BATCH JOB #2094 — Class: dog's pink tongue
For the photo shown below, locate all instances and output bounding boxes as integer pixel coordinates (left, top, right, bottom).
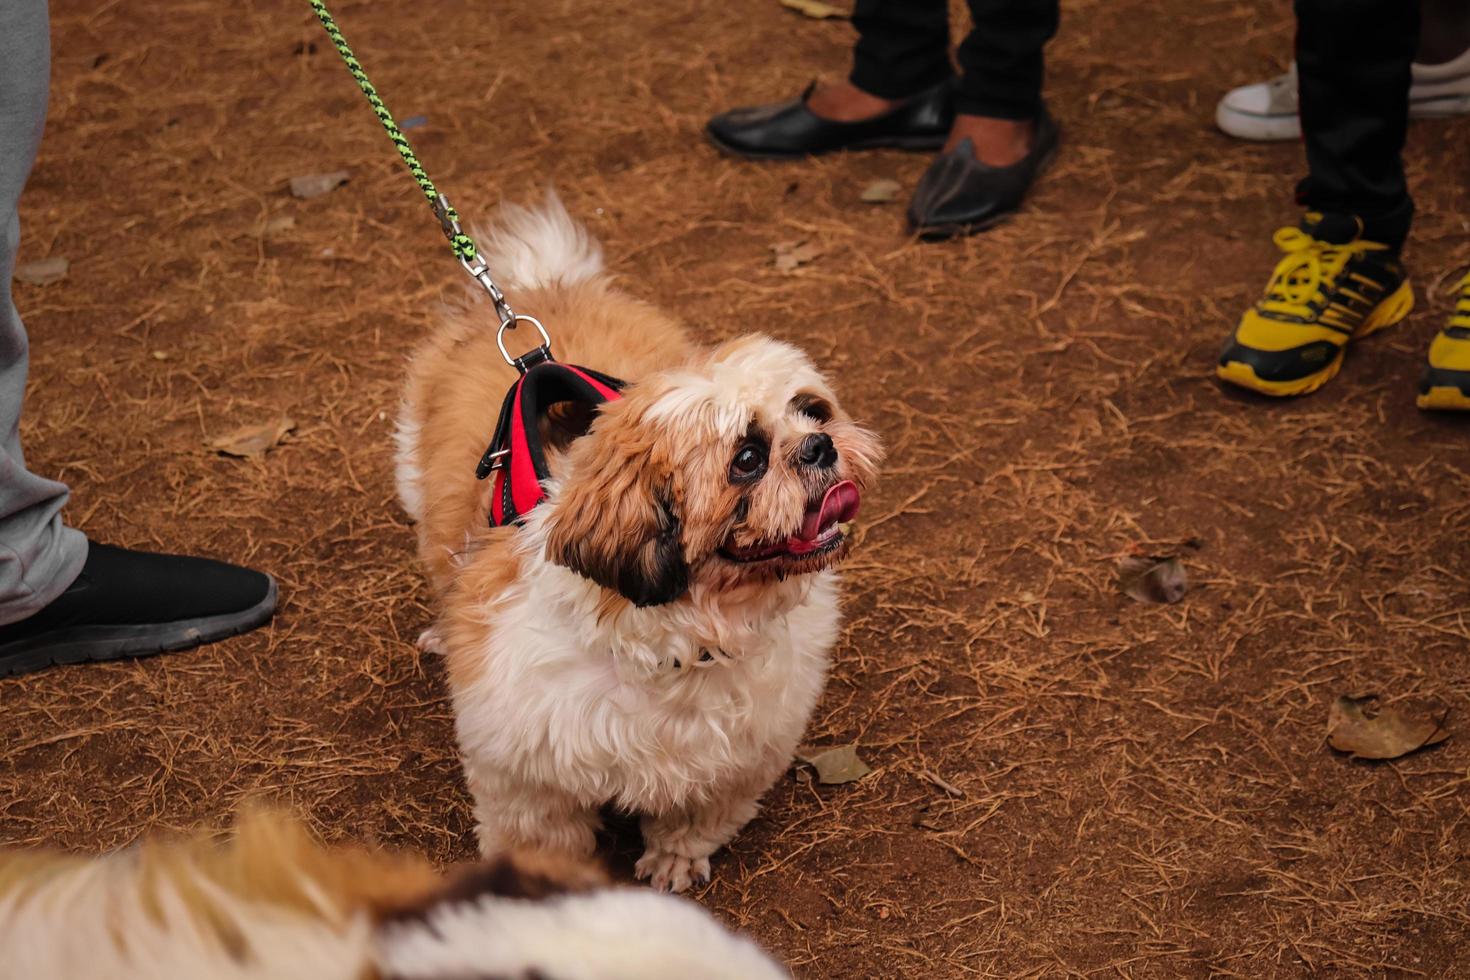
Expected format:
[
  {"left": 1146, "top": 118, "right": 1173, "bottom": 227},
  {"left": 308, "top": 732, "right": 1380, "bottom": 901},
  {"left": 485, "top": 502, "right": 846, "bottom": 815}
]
[{"left": 796, "top": 481, "right": 861, "bottom": 542}]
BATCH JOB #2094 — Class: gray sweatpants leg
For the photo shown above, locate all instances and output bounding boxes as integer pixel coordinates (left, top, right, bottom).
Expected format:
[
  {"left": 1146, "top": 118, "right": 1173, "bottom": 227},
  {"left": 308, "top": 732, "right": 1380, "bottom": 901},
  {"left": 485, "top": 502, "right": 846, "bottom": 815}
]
[{"left": 0, "top": 0, "right": 87, "bottom": 627}]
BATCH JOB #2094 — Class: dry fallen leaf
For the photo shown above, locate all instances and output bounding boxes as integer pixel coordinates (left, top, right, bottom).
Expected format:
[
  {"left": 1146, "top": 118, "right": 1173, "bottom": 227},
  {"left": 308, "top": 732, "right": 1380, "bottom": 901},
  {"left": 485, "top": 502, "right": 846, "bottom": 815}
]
[
  {"left": 289, "top": 171, "right": 350, "bottom": 199},
  {"left": 796, "top": 743, "right": 871, "bottom": 784},
  {"left": 1119, "top": 554, "right": 1187, "bottom": 604},
  {"left": 860, "top": 179, "right": 902, "bottom": 203},
  {"left": 13, "top": 257, "right": 69, "bottom": 285},
  {"left": 772, "top": 239, "right": 824, "bottom": 274},
  {"left": 779, "top": 0, "right": 848, "bottom": 18},
  {"left": 209, "top": 416, "right": 296, "bottom": 458},
  {"left": 1327, "top": 695, "right": 1449, "bottom": 760}
]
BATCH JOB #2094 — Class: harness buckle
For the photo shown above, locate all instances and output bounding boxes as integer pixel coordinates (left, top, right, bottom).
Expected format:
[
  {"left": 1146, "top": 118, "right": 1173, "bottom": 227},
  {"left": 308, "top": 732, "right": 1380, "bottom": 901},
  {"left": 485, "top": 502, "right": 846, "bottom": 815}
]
[{"left": 474, "top": 447, "right": 510, "bottom": 480}]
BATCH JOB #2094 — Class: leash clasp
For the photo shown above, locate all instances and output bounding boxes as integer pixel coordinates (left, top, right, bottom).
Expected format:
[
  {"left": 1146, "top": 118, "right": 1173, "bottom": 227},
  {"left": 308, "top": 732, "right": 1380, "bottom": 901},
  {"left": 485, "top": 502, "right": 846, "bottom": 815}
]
[
  {"left": 434, "top": 192, "right": 516, "bottom": 324},
  {"left": 433, "top": 193, "right": 553, "bottom": 372}
]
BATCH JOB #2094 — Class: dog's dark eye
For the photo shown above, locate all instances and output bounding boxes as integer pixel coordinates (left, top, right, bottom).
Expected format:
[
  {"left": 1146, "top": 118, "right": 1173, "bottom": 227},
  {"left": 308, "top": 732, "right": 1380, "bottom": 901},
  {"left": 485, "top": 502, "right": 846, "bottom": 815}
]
[{"left": 730, "top": 443, "right": 767, "bottom": 482}]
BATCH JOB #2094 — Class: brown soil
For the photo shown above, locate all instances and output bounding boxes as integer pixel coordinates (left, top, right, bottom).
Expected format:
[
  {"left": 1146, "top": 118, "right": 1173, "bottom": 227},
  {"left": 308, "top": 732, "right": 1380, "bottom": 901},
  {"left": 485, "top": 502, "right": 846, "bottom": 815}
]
[{"left": 5, "top": 0, "right": 1470, "bottom": 976}]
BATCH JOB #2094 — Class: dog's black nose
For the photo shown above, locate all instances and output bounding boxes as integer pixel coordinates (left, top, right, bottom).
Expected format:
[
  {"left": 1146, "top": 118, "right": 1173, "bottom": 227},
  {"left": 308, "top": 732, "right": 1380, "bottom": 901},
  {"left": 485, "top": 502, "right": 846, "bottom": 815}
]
[{"left": 798, "top": 432, "right": 837, "bottom": 469}]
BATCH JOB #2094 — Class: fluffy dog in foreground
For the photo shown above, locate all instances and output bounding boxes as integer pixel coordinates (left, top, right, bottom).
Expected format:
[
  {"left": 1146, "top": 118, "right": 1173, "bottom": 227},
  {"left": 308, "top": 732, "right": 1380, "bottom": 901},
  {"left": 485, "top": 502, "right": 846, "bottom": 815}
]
[
  {"left": 0, "top": 810, "right": 786, "bottom": 979},
  {"left": 396, "top": 196, "right": 881, "bottom": 891}
]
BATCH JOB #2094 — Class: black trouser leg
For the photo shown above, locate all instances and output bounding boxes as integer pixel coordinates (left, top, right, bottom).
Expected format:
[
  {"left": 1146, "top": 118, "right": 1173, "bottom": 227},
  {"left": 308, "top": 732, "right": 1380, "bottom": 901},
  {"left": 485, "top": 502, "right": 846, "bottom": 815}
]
[
  {"left": 1295, "top": 0, "right": 1418, "bottom": 249},
  {"left": 849, "top": 0, "right": 954, "bottom": 100},
  {"left": 955, "top": 0, "right": 1059, "bottom": 120},
  {"left": 850, "top": 0, "right": 1058, "bottom": 119}
]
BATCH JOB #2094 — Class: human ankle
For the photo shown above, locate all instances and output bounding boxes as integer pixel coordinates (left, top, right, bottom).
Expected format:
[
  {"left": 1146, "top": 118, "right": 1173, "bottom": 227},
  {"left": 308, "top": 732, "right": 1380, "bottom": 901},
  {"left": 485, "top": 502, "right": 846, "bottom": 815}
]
[
  {"left": 805, "top": 81, "right": 901, "bottom": 122},
  {"left": 945, "top": 115, "right": 1035, "bottom": 166}
]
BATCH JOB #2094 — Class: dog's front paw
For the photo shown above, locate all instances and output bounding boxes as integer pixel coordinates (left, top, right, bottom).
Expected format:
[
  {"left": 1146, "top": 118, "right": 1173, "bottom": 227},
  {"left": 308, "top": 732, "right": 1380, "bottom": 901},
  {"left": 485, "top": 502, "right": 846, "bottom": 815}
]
[
  {"left": 415, "top": 625, "right": 446, "bottom": 654},
  {"left": 634, "top": 847, "right": 711, "bottom": 893}
]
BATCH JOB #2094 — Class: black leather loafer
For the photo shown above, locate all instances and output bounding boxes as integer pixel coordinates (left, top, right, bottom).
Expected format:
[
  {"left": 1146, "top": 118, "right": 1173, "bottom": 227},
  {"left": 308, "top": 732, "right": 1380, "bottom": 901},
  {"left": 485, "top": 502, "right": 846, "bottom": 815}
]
[
  {"left": 907, "top": 109, "right": 1060, "bottom": 239},
  {"left": 707, "top": 80, "right": 955, "bottom": 160}
]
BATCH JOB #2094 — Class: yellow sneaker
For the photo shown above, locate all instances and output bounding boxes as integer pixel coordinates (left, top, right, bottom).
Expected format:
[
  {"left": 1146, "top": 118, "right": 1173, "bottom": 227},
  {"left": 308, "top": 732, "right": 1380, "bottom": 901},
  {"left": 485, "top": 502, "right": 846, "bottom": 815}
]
[
  {"left": 1418, "top": 272, "right": 1470, "bottom": 411},
  {"left": 1217, "top": 218, "right": 1414, "bottom": 397}
]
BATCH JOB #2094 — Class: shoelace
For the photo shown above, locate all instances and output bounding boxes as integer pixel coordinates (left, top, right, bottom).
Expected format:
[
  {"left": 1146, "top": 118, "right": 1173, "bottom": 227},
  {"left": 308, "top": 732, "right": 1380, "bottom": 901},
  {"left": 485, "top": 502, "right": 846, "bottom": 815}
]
[
  {"left": 1452, "top": 272, "right": 1470, "bottom": 330},
  {"left": 1258, "top": 226, "right": 1387, "bottom": 320}
]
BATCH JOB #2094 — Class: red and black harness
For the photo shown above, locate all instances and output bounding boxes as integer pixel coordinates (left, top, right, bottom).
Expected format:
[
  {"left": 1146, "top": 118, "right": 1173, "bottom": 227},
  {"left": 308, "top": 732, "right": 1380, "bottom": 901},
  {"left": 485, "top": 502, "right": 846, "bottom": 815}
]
[{"left": 475, "top": 343, "right": 625, "bottom": 528}]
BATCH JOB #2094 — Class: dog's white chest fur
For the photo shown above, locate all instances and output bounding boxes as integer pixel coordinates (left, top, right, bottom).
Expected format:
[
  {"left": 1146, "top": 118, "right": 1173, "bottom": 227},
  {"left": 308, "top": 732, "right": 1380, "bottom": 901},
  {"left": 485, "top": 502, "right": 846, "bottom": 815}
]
[{"left": 453, "top": 548, "right": 840, "bottom": 816}]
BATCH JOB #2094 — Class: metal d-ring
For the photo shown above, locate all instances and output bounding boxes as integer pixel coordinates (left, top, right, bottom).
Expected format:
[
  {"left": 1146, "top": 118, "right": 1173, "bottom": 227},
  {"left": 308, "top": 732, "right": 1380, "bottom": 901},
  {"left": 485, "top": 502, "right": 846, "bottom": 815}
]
[{"left": 496, "top": 314, "right": 553, "bottom": 370}]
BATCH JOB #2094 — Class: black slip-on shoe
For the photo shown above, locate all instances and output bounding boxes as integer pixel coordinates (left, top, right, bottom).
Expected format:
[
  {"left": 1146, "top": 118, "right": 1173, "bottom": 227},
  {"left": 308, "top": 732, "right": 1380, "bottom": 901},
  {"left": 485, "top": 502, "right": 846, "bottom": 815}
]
[
  {"left": 0, "top": 543, "right": 277, "bottom": 678},
  {"left": 706, "top": 80, "right": 954, "bottom": 160},
  {"left": 907, "top": 110, "right": 1060, "bottom": 239}
]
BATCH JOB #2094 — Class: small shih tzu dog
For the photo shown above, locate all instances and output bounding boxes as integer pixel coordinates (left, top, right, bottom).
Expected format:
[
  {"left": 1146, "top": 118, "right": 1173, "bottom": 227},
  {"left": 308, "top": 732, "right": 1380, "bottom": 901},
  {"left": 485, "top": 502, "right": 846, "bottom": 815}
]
[
  {"left": 395, "top": 195, "right": 881, "bottom": 892},
  {"left": 0, "top": 809, "right": 787, "bottom": 979}
]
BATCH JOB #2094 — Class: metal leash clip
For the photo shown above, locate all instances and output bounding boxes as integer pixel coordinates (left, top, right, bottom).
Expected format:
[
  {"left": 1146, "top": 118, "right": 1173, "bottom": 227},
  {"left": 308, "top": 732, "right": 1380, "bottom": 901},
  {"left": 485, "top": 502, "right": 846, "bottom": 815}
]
[
  {"left": 433, "top": 192, "right": 553, "bottom": 374},
  {"left": 432, "top": 193, "right": 513, "bottom": 317}
]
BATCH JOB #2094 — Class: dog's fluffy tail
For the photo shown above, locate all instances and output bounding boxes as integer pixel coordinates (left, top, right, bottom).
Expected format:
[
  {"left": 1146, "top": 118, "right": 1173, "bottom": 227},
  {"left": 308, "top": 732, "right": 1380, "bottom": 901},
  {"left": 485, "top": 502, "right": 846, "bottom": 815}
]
[{"left": 476, "top": 191, "right": 604, "bottom": 293}]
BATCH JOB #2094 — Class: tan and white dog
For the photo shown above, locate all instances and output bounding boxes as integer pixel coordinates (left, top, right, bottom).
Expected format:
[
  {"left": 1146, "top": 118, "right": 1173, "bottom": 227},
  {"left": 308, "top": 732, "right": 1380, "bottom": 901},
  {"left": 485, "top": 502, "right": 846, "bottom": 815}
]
[
  {"left": 0, "top": 810, "right": 787, "bottom": 979},
  {"left": 396, "top": 196, "right": 881, "bottom": 892}
]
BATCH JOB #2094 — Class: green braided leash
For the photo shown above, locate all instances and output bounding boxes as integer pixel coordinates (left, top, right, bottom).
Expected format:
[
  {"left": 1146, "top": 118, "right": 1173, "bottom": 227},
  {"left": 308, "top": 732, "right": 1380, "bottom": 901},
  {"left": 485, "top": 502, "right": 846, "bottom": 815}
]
[
  {"left": 311, "top": 0, "right": 552, "bottom": 358},
  {"left": 309, "top": 0, "right": 477, "bottom": 262}
]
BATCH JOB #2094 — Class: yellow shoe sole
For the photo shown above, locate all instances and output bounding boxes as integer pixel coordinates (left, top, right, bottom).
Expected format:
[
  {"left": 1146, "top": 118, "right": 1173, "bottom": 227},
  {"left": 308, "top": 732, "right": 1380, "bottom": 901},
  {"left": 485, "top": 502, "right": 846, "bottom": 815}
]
[
  {"left": 1216, "top": 280, "right": 1415, "bottom": 397},
  {"left": 1417, "top": 385, "right": 1470, "bottom": 411}
]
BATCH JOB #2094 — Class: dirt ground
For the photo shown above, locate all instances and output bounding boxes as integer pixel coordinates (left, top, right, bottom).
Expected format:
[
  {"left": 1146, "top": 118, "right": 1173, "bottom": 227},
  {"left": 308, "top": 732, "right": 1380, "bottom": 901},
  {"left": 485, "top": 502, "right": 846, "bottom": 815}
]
[{"left": 4, "top": 0, "right": 1469, "bottom": 975}]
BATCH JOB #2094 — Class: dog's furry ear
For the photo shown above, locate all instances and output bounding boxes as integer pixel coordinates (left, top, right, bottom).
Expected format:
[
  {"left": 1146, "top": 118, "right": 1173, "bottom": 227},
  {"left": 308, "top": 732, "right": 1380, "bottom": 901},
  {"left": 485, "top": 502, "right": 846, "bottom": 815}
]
[{"left": 543, "top": 407, "right": 690, "bottom": 607}]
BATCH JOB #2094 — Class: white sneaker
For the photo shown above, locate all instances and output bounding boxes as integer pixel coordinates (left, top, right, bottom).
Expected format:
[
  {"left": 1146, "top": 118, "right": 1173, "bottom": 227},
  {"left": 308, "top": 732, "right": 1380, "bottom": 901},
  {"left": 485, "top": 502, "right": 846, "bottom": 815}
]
[{"left": 1216, "top": 48, "right": 1470, "bottom": 141}]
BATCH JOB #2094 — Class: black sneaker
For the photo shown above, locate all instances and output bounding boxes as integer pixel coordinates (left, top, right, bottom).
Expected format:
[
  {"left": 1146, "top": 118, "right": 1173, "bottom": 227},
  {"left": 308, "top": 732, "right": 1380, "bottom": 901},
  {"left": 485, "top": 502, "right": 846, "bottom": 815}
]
[{"left": 0, "top": 543, "right": 277, "bottom": 678}]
